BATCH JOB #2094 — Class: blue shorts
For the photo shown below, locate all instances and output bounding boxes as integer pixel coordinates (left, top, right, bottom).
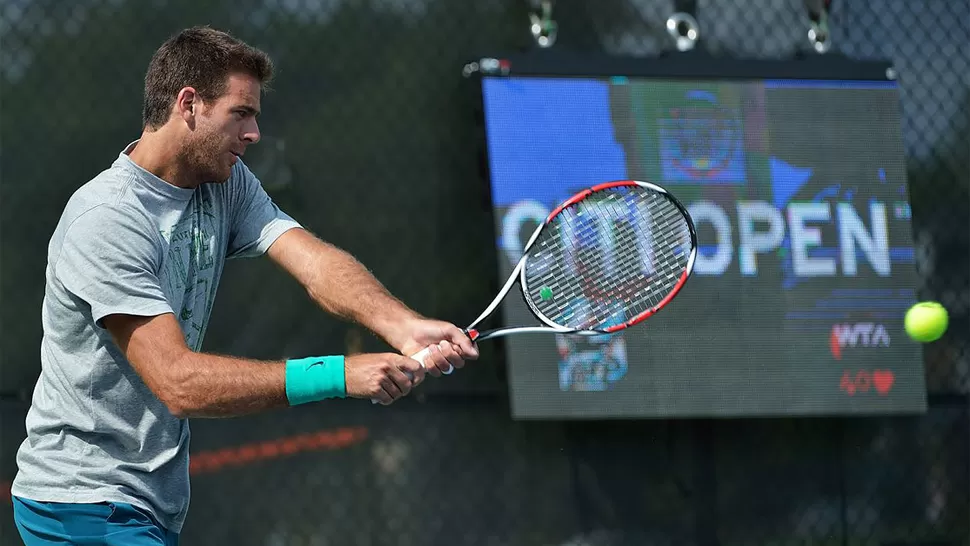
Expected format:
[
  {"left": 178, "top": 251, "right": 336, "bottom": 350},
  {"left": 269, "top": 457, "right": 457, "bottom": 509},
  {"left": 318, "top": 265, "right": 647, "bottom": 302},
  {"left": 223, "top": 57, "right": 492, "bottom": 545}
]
[{"left": 12, "top": 496, "right": 179, "bottom": 546}]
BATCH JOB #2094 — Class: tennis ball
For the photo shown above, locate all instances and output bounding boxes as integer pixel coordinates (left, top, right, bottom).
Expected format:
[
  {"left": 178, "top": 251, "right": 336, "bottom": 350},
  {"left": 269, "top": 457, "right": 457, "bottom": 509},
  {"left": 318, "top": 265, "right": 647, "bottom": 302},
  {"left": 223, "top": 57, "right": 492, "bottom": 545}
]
[
  {"left": 904, "top": 301, "right": 948, "bottom": 343},
  {"left": 539, "top": 286, "right": 554, "bottom": 300}
]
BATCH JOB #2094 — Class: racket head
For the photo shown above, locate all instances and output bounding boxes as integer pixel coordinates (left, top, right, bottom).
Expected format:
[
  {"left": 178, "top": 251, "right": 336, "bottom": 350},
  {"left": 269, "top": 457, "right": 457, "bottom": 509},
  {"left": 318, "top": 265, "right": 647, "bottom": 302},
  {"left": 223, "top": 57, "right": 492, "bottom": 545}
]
[{"left": 518, "top": 180, "right": 696, "bottom": 335}]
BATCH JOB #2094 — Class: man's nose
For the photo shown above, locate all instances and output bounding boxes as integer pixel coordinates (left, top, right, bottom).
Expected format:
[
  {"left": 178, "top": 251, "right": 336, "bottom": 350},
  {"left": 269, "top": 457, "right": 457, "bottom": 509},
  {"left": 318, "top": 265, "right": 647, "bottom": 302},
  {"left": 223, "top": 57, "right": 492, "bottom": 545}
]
[{"left": 242, "top": 120, "right": 260, "bottom": 144}]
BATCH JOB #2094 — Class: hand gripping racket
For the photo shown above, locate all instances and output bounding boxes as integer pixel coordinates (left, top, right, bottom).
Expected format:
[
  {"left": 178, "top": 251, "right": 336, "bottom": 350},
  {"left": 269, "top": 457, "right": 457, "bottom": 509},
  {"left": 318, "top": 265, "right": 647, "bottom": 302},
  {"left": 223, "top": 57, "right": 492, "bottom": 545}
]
[{"left": 412, "top": 179, "right": 696, "bottom": 367}]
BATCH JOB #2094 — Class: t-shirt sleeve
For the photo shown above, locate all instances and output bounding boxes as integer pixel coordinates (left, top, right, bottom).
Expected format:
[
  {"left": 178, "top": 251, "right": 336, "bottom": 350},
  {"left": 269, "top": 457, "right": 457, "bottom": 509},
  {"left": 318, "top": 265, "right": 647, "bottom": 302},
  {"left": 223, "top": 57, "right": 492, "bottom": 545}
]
[
  {"left": 226, "top": 160, "right": 302, "bottom": 259},
  {"left": 54, "top": 206, "right": 174, "bottom": 327}
]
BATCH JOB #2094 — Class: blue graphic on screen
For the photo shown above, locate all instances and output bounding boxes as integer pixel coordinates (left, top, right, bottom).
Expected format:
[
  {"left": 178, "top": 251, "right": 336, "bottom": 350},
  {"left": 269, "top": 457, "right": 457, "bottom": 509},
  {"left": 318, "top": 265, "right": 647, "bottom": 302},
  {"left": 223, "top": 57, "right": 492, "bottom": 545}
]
[
  {"left": 770, "top": 158, "right": 814, "bottom": 209},
  {"left": 481, "top": 77, "right": 628, "bottom": 207}
]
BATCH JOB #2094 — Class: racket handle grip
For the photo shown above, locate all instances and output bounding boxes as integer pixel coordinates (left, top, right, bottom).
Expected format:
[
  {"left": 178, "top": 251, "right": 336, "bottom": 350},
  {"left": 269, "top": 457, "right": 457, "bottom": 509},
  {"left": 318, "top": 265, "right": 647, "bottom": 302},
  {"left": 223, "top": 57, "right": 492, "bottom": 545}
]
[
  {"left": 409, "top": 346, "right": 433, "bottom": 371},
  {"left": 370, "top": 345, "right": 454, "bottom": 404}
]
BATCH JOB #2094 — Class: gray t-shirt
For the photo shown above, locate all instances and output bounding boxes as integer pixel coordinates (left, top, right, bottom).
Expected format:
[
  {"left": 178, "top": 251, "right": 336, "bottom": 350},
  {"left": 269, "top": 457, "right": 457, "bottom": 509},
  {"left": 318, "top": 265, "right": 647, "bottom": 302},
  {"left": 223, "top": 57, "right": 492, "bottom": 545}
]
[{"left": 11, "top": 141, "right": 301, "bottom": 533}]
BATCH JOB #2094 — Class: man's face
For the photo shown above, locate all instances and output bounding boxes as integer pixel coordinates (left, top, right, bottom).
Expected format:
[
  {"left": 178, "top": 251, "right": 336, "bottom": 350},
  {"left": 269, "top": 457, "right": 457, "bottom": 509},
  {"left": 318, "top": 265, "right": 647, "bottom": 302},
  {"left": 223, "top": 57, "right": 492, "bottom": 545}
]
[{"left": 184, "top": 72, "right": 262, "bottom": 183}]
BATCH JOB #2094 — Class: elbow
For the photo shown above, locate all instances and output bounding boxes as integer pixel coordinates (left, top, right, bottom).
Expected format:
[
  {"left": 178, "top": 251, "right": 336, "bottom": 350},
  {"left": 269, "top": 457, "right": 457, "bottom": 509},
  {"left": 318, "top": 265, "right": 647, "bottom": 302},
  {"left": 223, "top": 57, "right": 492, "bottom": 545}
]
[
  {"left": 157, "top": 383, "right": 192, "bottom": 419},
  {"left": 156, "top": 351, "right": 196, "bottom": 419},
  {"left": 165, "top": 405, "right": 189, "bottom": 420},
  {"left": 162, "top": 397, "right": 191, "bottom": 419}
]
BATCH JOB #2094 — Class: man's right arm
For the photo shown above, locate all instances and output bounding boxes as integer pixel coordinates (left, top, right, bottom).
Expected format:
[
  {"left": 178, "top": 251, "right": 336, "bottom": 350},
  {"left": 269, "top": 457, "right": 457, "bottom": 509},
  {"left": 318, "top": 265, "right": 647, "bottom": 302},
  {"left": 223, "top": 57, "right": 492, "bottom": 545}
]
[
  {"left": 103, "top": 312, "right": 425, "bottom": 417},
  {"left": 104, "top": 313, "right": 287, "bottom": 418}
]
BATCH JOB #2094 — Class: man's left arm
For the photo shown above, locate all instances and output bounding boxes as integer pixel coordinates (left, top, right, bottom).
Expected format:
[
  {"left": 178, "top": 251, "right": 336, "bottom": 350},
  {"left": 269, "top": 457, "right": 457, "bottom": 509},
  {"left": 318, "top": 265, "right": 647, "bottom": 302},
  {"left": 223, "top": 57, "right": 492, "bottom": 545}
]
[{"left": 266, "top": 228, "right": 478, "bottom": 377}]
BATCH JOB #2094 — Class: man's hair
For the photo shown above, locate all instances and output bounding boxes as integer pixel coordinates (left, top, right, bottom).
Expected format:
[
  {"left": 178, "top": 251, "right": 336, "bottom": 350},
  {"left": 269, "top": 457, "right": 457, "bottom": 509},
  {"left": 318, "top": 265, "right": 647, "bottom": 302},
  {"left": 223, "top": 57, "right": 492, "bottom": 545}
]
[{"left": 142, "top": 26, "right": 274, "bottom": 129}]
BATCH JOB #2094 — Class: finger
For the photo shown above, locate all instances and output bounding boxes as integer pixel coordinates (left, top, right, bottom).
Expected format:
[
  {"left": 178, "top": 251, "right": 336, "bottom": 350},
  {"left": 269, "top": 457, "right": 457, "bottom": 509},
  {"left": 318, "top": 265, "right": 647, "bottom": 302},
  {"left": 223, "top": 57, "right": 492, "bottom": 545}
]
[
  {"left": 418, "top": 346, "right": 443, "bottom": 378},
  {"left": 449, "top": 328, "right": 479, "bottom": 359},
  {"left": 425, "top": 343, "right": 455, "bottom": 376},
  {"left": 434, "top": 340, "right": 464, "bottom": 372},
  {"left": 380, "top": 376, "right": 404, "bottom": 402},
  {"left": 387, "top": 365, "right": 414, "bottom": 397},
  {"left": 374, "top": 388, "right": 393, "bottom": 406}
]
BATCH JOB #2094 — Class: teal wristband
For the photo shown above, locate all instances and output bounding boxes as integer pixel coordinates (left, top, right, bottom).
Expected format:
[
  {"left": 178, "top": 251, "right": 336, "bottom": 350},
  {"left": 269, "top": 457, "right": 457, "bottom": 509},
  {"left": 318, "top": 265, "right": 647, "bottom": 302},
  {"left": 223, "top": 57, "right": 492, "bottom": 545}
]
[{"left": 284, "top": 356, "right": 346, "bottom": 405}]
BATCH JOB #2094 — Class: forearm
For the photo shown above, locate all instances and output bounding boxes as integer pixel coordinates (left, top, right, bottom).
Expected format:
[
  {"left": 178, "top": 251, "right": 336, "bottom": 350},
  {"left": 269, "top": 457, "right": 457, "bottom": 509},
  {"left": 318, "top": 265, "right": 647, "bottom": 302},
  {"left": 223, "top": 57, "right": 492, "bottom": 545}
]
[
  {"left": 276, "top": 231, "right": 420, "bottom": 349},
  {"left": 164, "top": 352, "right": 288, "bottom": 418},
  {"left": 106, "top": 311, "right": 346, "bottom": 419}
]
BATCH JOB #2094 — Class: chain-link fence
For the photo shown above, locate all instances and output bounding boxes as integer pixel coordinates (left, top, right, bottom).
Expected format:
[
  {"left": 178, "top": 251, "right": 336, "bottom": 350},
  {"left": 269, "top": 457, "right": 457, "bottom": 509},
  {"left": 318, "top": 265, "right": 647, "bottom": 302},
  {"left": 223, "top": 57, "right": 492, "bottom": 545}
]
[{"left": 1, "top": 0, "right": 968, "bottom": 544}]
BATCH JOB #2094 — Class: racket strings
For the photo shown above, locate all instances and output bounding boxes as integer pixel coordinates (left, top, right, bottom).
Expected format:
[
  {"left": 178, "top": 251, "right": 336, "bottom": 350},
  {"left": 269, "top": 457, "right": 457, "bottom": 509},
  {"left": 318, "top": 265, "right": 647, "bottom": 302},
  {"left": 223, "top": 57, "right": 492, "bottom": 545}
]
[
  {"left": 524, "top": 186, "right": 692, "bottom": 331},
  {"left": 574, "top": 198, "right": 687, "bottom": 322}
]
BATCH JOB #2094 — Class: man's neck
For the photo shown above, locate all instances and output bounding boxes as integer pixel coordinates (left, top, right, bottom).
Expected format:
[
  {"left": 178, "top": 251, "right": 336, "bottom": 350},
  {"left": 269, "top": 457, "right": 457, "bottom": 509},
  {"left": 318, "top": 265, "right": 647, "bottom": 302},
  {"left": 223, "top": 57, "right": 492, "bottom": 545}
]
[{"left": 127, "top": 128, "right": 198, "bottom": 189}]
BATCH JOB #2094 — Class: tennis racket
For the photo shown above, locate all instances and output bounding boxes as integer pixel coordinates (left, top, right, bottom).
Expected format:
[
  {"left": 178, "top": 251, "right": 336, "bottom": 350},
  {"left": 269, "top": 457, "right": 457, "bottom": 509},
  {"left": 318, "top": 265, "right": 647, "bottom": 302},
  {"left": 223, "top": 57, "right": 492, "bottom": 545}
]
[
  {"left": 415, "top": 179, "right": 696, "bottom": 367},
  {"left": 373, "top": 180, "right": 696, "bottom": 403}
]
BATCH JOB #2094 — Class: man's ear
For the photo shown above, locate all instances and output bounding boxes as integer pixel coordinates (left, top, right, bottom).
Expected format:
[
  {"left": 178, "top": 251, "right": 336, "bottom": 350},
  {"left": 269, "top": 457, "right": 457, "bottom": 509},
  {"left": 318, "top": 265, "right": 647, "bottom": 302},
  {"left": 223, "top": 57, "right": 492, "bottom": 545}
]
[{"left": 175, "top": 87, "right": 199, "bottom": 124}]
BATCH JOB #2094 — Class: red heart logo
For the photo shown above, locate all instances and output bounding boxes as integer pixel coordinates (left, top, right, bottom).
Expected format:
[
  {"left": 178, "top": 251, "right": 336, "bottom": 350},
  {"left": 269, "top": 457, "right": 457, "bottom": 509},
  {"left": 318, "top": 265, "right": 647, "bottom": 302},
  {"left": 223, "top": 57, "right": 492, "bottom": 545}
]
[{"left": 873, "top": 370, "right": 895, "bottom": 395}]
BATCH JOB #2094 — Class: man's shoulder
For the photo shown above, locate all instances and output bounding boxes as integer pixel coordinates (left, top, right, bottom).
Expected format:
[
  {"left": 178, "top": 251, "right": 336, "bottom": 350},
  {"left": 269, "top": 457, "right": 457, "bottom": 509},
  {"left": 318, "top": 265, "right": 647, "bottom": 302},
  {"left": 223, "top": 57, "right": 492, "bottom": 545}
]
[
  {"left": 65, "top": 156, "right": 159, "bottom": 218},
  {"left": 57, "top": 178, "right": 157, "bottom": 249},
  {"left": 48, "top": 198, "right": 162, "bottom": 274},
  {"left": 69, "top": 160, "right": 140, "bottom": 208}
]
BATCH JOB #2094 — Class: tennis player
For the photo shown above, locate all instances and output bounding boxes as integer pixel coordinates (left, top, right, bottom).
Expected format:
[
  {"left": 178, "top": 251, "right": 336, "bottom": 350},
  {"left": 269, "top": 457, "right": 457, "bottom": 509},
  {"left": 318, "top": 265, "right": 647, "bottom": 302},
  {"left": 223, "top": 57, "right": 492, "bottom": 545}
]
[{"left": 10, "top": 26, "right": 477, "bottom": 545}]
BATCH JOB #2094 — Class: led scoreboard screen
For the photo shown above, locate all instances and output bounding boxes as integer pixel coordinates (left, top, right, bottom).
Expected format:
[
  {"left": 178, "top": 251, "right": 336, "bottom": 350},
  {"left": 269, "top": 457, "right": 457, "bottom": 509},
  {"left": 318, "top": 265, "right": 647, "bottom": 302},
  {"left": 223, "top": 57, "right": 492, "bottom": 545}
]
[{"left": 474, "top": 54, "right": 927, "bottom": 419}]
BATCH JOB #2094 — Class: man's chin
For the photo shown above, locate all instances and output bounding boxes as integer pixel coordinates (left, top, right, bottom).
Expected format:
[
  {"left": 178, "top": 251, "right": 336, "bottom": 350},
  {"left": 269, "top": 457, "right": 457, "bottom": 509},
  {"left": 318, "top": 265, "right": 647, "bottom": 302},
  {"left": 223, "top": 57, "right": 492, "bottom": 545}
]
[{"left": 201, "top": 168, "right": 233, "bottom": 184}]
